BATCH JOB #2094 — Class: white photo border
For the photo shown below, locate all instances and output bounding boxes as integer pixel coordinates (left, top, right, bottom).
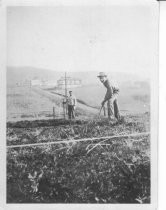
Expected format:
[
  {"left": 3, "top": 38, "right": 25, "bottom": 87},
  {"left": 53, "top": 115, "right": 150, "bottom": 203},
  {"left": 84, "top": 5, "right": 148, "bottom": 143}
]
[{"left": 0, "top": 0, "right": 159, "bottom": 209}]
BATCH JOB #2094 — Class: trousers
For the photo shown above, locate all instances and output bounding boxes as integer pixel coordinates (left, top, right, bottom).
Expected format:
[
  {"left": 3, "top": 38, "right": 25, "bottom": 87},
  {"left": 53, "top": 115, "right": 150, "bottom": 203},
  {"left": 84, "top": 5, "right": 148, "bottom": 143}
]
[
  {"left": 107, "top": 94, "right": 120, "bottom": 119},
  {"left": 68, "top": 105, "right": 75, "bottom": 119}
]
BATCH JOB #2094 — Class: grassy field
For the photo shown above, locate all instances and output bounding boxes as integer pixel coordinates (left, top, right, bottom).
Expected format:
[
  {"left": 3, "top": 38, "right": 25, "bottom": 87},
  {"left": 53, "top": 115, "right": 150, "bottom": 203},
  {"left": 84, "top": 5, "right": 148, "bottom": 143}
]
[
  {"left": 7, "top": 87, "right": 61, "bottom": 120},
  {"left": 7, "top": 86, "right": 99, "bottom": 121},
  {"left": 7, "top": 82, "right": 150, "bottom": 121},
  {"left": 7, "top": 113, "right": 150, "bottom": 203},
  {"left": 56, "top": 84, "right": 150, "bottom": 114}
]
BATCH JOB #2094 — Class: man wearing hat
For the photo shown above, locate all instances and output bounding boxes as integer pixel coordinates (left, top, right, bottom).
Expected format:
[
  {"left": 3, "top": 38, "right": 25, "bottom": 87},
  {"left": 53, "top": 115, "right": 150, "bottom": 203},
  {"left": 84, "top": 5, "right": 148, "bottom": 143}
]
[
  {"left": 67, "top": 90, "right": 77, "bottom": 119},
  {"left": 97, "top": 72, "right": 120, "bottom": 120}
]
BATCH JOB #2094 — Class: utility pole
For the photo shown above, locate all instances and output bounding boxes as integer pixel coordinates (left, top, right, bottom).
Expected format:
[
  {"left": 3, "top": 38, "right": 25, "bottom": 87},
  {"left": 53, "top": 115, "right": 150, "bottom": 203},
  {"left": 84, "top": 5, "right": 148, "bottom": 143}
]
[{"left": 65, "top": 72, "right": 67, "bottom": 99}]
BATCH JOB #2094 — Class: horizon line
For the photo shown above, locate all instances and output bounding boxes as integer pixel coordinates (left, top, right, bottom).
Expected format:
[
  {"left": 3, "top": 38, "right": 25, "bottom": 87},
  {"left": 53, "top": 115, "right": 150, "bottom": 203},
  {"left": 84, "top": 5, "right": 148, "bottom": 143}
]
[{"left": 7, "top": 65, "right": 144, "bottom": 75}]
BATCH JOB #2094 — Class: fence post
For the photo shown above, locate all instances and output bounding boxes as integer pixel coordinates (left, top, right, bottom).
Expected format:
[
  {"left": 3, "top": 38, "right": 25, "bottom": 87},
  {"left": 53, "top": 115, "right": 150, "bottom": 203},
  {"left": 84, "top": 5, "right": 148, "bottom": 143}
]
[{"left": 53, "top": 107, "right": 55, "bottom": 119}]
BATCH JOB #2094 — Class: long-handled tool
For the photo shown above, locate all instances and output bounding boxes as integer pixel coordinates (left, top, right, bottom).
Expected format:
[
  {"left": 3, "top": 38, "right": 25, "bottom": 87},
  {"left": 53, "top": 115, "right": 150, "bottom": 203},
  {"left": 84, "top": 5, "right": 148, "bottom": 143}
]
[{"left": 98, "top": 105, "right": 104, "bottom": 118}]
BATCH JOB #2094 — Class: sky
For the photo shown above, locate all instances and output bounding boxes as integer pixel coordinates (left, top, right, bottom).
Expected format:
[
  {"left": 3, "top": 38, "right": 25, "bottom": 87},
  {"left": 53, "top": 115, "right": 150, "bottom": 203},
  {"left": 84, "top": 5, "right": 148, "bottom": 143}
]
[{"left": 7, "top": 4, "right": 157, "bottom": 76}]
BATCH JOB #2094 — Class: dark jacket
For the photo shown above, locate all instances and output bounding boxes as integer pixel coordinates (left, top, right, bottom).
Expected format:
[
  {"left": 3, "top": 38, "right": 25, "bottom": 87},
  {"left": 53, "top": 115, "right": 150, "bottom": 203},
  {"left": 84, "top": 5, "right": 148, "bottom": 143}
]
[{"left": 103, "top": 79, "right": 119, "bottom": 103}]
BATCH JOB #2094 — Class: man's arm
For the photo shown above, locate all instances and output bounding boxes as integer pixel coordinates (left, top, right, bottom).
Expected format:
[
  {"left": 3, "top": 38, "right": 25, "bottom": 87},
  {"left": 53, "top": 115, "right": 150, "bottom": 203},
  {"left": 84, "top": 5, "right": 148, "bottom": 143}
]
[
  {"left": 73, "top": 96, "right": 77, "bottom": 107},
  {"left": 102, "top": 80, "right": 113, "bottom": 105}
]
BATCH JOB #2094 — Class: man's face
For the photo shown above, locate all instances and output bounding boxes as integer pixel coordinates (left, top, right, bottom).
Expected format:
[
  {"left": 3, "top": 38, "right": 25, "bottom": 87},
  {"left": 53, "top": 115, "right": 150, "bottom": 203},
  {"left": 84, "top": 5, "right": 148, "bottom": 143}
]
[{"left": 99, "top": 77, "right": 105, "bottom": 83}]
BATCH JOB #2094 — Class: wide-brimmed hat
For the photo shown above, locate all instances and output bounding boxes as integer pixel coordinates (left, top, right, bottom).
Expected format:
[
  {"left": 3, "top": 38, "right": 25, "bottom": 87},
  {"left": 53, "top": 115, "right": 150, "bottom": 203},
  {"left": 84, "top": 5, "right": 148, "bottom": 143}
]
[
  {"left": 69, "top": 90, "right": 72, "bottom": 92},
  {"left": 97, "top": 72, "right": 107, "bottom": 78}
]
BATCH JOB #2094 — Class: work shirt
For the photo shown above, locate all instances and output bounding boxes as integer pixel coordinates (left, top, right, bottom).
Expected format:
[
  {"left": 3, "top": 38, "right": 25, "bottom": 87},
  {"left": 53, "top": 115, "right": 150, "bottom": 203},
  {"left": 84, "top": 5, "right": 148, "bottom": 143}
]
[
  {"left": 103, "top": 79, "right": 119, "bottom": 103},
  {"left": 67, "top": 95, "right": 77, "bottom": 106}
]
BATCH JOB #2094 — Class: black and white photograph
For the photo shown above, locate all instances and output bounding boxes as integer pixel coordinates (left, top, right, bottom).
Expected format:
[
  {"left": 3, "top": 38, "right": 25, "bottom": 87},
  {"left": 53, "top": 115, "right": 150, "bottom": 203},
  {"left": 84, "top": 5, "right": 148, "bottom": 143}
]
[{"left": 4, "top": 0, "right": 158, "bottom": 208}]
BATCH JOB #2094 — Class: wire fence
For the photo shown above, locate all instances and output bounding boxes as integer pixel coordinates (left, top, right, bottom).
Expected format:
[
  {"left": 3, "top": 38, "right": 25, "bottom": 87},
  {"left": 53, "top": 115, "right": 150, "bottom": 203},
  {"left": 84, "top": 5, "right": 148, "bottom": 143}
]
[{"left": 7, "top": 132, "right": 150, "bottom": 149}]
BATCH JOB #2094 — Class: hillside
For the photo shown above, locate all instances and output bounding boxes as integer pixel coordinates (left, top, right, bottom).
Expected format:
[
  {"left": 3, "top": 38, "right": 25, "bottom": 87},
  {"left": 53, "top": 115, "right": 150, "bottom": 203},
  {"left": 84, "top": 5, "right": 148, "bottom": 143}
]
[
  {"left": 7, "top": 66, "right": 150, "bottom": 121},
  {"left": 7, "top": 66, "right": 150, "bottom": 87},
  {"left": 7, "top": 86, "right": 99, "bottom": 121},
  {"left": 54, "top": 84, "right": 150, "bottom": 114}
]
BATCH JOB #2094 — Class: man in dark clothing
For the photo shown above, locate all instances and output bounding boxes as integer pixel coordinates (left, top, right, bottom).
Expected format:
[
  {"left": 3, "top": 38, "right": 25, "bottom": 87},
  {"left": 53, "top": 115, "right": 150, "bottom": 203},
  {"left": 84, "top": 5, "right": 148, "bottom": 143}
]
[
  {"left": 97, "top": 72, "right": 120, "bottom": 120},
  {"left": 67, "top": 91, "right": 77, "bottom": 119}
]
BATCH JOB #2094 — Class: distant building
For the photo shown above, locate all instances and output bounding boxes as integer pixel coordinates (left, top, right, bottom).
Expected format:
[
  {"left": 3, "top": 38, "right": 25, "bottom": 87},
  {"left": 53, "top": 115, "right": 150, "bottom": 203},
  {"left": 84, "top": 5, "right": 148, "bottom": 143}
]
[
  {"left": 41, "top": 80, "right": 57, "bottom": 87},
  {"left": 16, "top": 78, "right": 57, "bottom": 88},
  {"left": 57, "top": 77, "right": 82, "bottom": 89},
  {"left": 31, "top": 79, "right": 42, "bottom": 86},
  {"left": 16, "top": 78, "right": 42, "bottom": 87},
  {"left": 16, "top": 80, "right": 31, "bottom": 87}
]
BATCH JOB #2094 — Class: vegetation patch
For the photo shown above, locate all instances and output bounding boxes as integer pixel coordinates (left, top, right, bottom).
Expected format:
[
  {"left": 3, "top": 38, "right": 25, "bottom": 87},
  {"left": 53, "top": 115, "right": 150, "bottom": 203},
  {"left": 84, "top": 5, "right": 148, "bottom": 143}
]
[{"left": 7, "top": 113, "right": 150, "bottom": 203}]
